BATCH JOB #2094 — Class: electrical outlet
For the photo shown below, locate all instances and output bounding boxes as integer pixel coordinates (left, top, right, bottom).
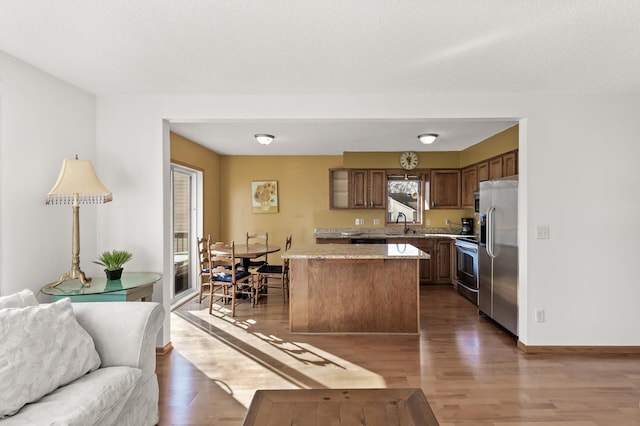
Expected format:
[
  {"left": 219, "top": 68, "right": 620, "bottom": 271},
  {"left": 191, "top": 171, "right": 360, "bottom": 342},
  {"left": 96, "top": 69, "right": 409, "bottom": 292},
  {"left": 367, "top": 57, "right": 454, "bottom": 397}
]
[
  {"left": 359, "top": 218, "right": 365, "bottom": 225},
  {"left": 373, "top": 218, "right": 380, "bottom": 225},
  {"left": 425, "top": 219, "right": 430, "bottom": 226},
  {"left": 355, "top": 218, "right": 360, "bottom": 225},
  {"left": 445, "top": 218, "right": 451, "bottom": 225},
  {"left": 535, "top": 309, "right": 545, "bottom": 323}
]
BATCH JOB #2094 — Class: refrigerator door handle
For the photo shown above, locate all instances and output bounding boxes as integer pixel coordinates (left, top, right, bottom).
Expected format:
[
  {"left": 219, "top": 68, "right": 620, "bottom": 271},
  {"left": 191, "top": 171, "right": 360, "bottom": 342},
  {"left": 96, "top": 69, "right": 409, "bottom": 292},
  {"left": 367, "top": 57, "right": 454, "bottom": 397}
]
[{"left": 486, "top": 206, "right": 496, "bottom": 258}]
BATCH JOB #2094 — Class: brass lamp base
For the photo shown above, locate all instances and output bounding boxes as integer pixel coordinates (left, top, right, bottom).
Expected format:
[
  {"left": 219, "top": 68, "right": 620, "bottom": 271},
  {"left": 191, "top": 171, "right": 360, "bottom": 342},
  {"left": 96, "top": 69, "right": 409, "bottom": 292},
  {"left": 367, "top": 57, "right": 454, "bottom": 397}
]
[{"left": 47, "top": 269, "right": 92, "bottom": 288}]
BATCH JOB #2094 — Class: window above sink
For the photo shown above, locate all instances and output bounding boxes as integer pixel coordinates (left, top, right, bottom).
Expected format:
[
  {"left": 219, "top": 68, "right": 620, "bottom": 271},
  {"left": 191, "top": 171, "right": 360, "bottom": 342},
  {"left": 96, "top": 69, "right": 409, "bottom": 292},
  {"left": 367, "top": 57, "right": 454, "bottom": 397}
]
[{"left": 386, "top": 171, "right": 427, "bottom": 226}]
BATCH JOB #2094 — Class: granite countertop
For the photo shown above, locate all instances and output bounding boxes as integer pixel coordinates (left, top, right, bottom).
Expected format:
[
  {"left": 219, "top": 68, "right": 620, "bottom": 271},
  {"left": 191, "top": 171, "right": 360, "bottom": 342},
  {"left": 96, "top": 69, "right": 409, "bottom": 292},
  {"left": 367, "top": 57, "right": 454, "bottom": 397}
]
[
  {"left": 282, "top": 243, "right": 430, "bottom": 260},
  {"left": 314, "top": 227, "right": 466, "bottom": 240}
]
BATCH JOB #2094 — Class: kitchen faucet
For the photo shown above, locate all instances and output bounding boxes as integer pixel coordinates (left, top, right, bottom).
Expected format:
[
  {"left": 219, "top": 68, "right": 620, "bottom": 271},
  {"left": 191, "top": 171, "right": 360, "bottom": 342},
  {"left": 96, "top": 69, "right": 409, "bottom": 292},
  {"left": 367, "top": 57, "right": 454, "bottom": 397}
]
[{"left": 396, "top": 212, "right": 410, "bottom": 234}]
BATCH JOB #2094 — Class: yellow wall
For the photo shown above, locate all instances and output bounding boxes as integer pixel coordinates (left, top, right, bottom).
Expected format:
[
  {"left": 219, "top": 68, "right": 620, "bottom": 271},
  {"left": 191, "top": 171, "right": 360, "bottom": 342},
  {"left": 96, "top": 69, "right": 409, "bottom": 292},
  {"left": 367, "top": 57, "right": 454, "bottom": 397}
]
[
  {"left": 459, "top": 124, "right": 519, "bottom": 167},
  {"left": 343, "top": 151, "right": 460, "bottom": 169},
  {"left": 220, "top": 155, "right": 343, "bottom": 249},
  {"left": 170, "top": 132, "right": 222, "bottom": 240}
]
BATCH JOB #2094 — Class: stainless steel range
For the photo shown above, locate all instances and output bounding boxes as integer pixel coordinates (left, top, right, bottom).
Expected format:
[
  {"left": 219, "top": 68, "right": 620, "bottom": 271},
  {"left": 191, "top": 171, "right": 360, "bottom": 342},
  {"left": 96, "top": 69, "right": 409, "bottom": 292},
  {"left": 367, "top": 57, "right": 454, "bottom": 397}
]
[{"left": 455, "top": 237, "right": 479, "bottom": 305}]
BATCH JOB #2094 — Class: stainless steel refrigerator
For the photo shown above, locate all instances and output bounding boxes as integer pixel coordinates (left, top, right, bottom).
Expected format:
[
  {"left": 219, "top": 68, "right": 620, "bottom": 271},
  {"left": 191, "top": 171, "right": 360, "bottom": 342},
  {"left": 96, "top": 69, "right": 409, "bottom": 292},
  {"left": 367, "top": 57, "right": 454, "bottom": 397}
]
[{"left": 479, "top": 176, "right": 518, "bottom": 336}]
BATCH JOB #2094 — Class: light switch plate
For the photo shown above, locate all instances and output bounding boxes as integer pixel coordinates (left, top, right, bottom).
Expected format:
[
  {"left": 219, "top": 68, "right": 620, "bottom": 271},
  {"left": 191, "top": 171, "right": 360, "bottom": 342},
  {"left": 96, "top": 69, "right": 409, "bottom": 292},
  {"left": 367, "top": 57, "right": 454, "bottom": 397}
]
[{"left": 536, "top": 225, "right": 550, "bottom": 239}]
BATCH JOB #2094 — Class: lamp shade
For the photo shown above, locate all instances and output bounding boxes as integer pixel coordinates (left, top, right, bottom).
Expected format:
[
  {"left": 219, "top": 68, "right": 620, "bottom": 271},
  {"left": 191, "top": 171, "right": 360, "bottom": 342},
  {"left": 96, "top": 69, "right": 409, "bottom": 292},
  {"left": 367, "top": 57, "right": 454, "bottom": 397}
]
[
  {"left": 46, "top": 159, "right": 112, "bottom": 205},
  {"left": 418, "top": 134, "right": 438, "bottom": 145},
  {"left": 255, "top": 134, "right": 274, "bottom": 145}
]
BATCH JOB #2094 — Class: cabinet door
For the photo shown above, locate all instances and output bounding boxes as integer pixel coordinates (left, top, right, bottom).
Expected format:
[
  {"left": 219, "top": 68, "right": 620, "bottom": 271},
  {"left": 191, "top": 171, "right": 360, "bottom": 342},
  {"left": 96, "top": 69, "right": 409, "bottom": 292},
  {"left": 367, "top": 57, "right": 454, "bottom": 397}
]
[
  {"left": 435, "top": 239, "right": 454, "bottom": 283},
  {"left": 502, "top": 151, "right": 518, "bottom": 177},
  {"left": 412, "top": 239, "right": 435, "bottom": 284},
  {"left": 329, "top": 169, "right": 350, "bottom": 209},
  {"left": 477, "top": 161, "right": 489, "bottom": 182},
  {"left": 430, "top": 170, "right": 461, "bottom": 209},
  {"left": 489, "top": 157, "right": 503, "bottom": 180},
  {"left": 350, "top": 169, "right": 368, "bottom": 208},
  {"left": 368, "top": 170, "right": 386, "bottom": 209},
  {"left": 350, "top": 169, "right": 385, "bottom": 209},
  {"left": 461, "top": 165, "right": 478, "bottom": 209}
]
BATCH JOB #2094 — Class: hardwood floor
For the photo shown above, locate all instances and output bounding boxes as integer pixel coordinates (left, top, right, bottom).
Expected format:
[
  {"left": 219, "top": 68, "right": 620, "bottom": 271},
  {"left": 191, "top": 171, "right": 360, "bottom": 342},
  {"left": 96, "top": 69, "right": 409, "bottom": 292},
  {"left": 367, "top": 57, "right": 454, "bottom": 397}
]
[{"left": 157, "top": 285, "right": 640, "bottom": 425}]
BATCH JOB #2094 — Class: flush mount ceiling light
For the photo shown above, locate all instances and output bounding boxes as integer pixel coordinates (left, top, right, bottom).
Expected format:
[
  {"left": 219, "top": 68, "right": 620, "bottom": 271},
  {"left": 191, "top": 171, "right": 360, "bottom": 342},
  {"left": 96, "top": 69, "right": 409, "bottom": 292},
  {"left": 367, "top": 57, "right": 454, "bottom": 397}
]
[
  {"left": 418, "top": 133, "right": 438, "bottom": 145},
  {"left": 255, "top": 134, "right": 275, "bottom": 145}
]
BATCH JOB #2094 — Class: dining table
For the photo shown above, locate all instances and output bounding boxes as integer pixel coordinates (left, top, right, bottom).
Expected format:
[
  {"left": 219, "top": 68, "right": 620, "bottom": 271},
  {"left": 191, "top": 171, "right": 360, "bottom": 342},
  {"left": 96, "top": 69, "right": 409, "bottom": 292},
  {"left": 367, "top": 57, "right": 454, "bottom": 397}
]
[{"left": 211, "top": 243, "right": 280, "bottom": 270}]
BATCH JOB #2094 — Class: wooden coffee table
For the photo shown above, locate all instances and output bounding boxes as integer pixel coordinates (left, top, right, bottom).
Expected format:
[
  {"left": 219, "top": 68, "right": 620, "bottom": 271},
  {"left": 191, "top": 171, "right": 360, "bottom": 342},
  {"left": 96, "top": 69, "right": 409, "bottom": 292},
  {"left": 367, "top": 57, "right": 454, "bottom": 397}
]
[{"left": 243, "top": 388, "right": 438, "bottom": 425}]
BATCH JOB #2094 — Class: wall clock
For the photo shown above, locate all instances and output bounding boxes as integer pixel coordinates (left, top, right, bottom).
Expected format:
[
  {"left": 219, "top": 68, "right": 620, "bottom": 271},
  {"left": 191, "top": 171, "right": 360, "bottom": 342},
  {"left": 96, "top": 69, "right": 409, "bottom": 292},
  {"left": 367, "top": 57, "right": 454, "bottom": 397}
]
[{"left": 400, "top": 151, "right": 419, "bottom": 170}]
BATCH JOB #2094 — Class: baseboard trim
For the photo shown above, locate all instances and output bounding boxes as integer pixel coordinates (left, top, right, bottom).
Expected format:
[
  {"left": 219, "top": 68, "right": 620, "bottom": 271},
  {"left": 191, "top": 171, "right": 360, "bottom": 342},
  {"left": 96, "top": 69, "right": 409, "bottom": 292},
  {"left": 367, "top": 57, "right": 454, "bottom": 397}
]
[
  {"left": 156, "top": 342, "right": 174, "bottom": 355},
  {"left": 517, "top": 341, "right": 640, "bottom": 354}
]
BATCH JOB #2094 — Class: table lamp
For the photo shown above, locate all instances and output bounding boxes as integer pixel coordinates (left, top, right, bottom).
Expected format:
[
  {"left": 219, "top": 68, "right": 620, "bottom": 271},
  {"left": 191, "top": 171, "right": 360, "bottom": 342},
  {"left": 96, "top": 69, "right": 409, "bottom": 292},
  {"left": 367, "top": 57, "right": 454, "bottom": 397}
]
[{"left": 45, "top": 157, "right": 112, "bottom": 287}]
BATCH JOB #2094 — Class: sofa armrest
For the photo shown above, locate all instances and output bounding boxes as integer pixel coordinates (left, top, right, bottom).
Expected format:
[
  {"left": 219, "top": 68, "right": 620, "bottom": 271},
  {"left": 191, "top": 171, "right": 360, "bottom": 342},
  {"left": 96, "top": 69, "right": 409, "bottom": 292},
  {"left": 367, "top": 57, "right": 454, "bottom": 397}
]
[{"left": 72, "top": 302, "right": 164, "bottom": 377}]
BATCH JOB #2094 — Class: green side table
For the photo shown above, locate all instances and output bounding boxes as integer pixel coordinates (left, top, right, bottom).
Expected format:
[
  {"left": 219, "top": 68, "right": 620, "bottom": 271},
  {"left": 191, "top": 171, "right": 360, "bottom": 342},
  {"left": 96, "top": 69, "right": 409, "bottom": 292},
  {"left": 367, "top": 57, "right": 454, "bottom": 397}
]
[{"left": 41, "top": 272, "right": 161, "bottom": 302}]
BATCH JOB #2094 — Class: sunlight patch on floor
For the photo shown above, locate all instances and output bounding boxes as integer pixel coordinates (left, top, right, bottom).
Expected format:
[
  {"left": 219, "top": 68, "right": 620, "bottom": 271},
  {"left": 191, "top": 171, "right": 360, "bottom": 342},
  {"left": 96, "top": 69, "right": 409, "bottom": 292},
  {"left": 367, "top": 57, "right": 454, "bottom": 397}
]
[{"left": 171, "top": 305, "right": 387, "bottom": 407}]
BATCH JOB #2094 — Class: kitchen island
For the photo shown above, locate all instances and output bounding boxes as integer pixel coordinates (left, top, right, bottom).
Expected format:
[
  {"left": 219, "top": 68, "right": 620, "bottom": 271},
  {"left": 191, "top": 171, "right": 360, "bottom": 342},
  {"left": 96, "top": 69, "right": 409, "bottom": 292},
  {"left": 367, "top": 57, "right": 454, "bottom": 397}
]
[{"left": 282, "top": 243, "right": 429, "bottom": 334}]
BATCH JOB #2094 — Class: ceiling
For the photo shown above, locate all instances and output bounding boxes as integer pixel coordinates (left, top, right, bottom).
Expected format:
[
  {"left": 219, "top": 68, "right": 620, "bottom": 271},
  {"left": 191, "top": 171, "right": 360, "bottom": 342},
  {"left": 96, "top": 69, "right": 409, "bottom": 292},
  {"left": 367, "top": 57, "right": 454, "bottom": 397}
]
[
  {"left": 1, "top": 1, "right": 638, "bottom": 155},
  {"left": 169, "top": 119, "right": 519, "bottom": 155}
]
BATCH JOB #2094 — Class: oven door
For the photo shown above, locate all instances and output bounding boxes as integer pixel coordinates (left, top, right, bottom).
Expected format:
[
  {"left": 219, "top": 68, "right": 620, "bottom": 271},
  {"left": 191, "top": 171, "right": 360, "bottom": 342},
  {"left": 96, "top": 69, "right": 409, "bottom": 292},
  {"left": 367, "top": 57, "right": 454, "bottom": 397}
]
[{"left": 455, "top": 241, "right": 479, "bottom": 305}]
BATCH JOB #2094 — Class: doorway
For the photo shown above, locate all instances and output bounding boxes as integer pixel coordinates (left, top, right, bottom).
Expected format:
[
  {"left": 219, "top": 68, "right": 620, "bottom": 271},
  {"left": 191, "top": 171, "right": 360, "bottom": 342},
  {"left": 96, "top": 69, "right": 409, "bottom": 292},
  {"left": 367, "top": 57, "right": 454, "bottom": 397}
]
[{"left": 170, "top": 164, "right": 203, "bottom": 305}]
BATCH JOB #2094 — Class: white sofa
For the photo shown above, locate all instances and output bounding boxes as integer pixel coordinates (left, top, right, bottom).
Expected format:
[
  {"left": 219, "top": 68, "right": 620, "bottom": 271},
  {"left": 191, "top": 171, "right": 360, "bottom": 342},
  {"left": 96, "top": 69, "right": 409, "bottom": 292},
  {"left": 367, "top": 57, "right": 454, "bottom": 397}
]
[{"left": 0, "top": 292, "right": 164, "bottom": 426}]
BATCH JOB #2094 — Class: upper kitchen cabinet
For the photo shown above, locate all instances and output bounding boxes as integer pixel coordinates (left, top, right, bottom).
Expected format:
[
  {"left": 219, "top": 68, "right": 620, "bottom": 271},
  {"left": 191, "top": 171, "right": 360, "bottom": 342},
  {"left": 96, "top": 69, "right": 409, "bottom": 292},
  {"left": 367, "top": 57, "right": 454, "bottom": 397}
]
[
  {"left": 502, "top": 151, "right": 518, "bottom": 177},
  {"left": 478, "top": 150, "right": 518, "bottom": 182},
  {"left": 489, "top": 156, "right": 503, "bottom": 180},
  {"left": 351, "top": 169, "right": 386, "bottom": 209},
  {"left": 461, "top": 165, "right": 478, "bottom": 209},
  {"left": 429, "top": 169, "right": 461, "bottom": 209},
  {"left": 477, "top": 161, "right": 489, "bottom": 182},
  {"left": 329, "top": 169, "right": 350, "bottom": 209}
]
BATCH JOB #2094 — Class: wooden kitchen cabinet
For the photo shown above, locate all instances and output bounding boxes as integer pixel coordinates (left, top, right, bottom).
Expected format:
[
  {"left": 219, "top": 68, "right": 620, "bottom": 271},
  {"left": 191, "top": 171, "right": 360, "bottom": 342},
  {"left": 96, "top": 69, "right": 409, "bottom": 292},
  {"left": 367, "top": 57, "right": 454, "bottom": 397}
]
[
  {"left": 411, "top": 239, "right": 435, "bottom": 284},
  {"left": 502, "top": 151, "right": 518, "bottom": 177},
  {"left": 329, "top": 169, "right": 350, "bottom": 209},
  {"left": 477, "top": 151, "right": 518, "bottom": 183},
  {"left": 350, "top": 169, "right": 386, "bottom": 209},
  {"left": 461, "top": 165, "right": 478, "bottom": 209},
  {"left": 410, "top": 237, "right": 453, "bottom": 284},
  {"left": 434, "top": 239, "right": 454, "bottom": 283},
  {"left": 477, "top": 161, "right": 489, "bottom": 182},
  {"left": 430, "top": 169, "right": 461, "bottom": 209},
  {"left": 489, "top": 156, "right": 503, "bottom": 180}
]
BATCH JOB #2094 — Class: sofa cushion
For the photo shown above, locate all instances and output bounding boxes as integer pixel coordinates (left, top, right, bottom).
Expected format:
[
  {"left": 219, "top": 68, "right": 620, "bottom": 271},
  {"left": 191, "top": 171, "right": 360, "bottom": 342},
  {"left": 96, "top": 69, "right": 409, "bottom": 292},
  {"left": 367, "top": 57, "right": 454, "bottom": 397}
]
[
  {"left": 0, "top": 298, "right": 101, "bottom": 418},
  {"left": 0, "top": 289, "right": 38, "bottom": 309},
  {"left": 0, "top": 366, "right": 141, "bottom": 426}
]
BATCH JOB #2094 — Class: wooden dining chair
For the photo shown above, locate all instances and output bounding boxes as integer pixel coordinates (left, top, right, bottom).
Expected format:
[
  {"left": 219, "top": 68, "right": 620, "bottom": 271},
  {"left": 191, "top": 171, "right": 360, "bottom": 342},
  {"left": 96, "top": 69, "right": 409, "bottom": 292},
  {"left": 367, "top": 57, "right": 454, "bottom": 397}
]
[
  {"left": 245, "top": 232, "right": 269, "bottom": 271},
  {"left": 256, "top": 235, "right": 292, "bottom": 304},
  {"left": 196, "top": 235, "right": 211, "bottom": 303},
  {"left": 208, "top": 241, "right": 254, "bottom": 317}
]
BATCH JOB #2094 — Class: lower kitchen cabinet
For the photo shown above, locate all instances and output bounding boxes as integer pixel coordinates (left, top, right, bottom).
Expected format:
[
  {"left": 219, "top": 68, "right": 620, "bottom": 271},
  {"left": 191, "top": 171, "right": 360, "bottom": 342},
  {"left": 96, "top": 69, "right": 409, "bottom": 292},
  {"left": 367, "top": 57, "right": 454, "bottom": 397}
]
[
  {"left": 412, "top": 239, "right": 434, "bottom": 283},
  {"left": 393, "top": 237, "right": 453, "bottom": 285},
  {"left": 434, "top": 239, "right": 454, "bottom": 283}
]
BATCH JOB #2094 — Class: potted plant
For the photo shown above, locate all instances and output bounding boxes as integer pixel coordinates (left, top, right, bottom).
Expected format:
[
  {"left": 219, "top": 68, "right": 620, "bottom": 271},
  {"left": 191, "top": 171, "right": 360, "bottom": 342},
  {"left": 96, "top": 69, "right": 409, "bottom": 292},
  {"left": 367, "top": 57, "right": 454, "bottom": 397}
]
[{"left": 93, "top": 249, "right": 133, "bottom": 280}]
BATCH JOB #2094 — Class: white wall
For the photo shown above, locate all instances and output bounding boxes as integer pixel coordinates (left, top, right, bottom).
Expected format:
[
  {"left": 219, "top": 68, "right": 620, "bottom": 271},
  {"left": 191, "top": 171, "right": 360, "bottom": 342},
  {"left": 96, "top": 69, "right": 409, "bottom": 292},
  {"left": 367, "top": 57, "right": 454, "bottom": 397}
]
[
  {"left": 0, "top": 52, "right": 97, "bottom": 298},
  {"left": 96, "top": 93, "right": 640, "bottom": 347},
  {"left": 2, "top": 50, "right": 639, "bottom": 347}
]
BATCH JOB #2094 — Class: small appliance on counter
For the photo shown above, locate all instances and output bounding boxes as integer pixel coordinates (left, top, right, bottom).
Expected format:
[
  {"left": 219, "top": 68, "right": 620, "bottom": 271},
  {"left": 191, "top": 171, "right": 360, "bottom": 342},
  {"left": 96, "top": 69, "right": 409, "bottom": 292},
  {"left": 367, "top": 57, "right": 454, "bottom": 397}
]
[{"left": 461, "top": 217, "right": 474, "bottom": 235}]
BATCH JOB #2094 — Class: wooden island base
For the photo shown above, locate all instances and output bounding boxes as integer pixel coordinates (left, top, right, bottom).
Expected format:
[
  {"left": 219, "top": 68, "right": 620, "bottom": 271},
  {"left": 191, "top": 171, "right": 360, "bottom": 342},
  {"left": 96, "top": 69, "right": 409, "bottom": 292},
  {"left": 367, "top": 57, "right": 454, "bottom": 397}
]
[{"left": 289, "top": 257, "right": 420, "bottom": 334}]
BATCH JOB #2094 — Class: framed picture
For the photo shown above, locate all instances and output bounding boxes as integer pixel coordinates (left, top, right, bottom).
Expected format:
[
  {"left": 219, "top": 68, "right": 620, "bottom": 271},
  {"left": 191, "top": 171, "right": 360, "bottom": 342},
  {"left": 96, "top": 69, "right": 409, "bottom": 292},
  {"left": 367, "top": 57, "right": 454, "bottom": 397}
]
[{"left": 252, "top": 180, "right": 278, "bottom": 213}]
